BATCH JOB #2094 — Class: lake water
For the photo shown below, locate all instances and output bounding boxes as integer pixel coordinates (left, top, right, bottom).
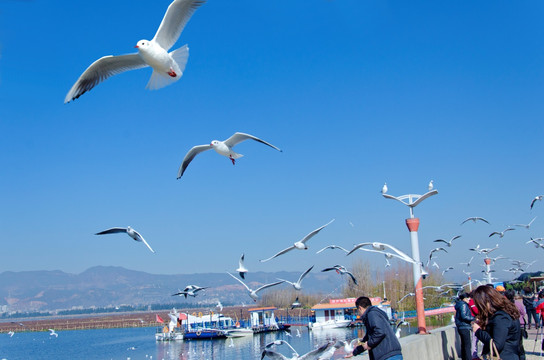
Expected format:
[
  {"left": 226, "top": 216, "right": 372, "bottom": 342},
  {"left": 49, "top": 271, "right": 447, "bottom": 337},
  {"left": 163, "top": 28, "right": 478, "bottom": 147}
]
[{"left": 0, "top": 326, "right": 387, "bottom": 360}]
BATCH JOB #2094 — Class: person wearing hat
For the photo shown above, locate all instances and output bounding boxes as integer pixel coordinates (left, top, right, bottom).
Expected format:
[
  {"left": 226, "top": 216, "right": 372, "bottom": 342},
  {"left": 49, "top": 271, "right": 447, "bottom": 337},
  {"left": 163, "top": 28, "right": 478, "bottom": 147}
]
[
  {"left": 496, "top": 285, "right": 506, "bottom": 293},
  {"left": 455, "top": 292, "right": 475, "bottom": 360}
]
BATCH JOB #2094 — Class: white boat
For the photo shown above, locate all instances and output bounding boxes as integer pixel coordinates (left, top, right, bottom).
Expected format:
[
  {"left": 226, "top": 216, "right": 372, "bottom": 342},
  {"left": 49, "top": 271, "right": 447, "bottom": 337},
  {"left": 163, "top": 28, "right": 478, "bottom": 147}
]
[
  {"left": 308, "top": 318, "right": 352, "bottom": 329},
  {"left": 224, "top": 328, "right": 254, "bottom": 337},
  {"left": 155, "top": 330, "right": 184, "bottom": 341}
]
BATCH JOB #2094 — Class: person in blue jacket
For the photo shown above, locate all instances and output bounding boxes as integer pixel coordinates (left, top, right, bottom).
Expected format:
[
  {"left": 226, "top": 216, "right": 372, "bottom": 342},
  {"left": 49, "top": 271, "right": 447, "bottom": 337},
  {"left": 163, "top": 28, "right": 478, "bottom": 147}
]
[
  {"left": 345, "top": 296, "right": 403, "bottom": 360},
  {"left": 455, "top": 292, "right": 475, "bottom": 360}
]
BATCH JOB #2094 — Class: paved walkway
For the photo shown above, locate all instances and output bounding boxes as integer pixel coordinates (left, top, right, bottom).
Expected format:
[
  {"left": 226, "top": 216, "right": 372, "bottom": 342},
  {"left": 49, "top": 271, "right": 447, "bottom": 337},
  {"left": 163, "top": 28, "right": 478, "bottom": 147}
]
[{"left": 523, "top": 327, "right": 544, "bottom": 360}]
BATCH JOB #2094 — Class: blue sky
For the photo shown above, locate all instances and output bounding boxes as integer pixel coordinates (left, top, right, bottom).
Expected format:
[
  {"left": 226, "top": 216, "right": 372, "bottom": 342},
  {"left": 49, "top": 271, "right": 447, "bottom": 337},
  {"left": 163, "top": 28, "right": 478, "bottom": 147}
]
[{"left": 0, "top": 0, "right": 543, "bottom": 285}]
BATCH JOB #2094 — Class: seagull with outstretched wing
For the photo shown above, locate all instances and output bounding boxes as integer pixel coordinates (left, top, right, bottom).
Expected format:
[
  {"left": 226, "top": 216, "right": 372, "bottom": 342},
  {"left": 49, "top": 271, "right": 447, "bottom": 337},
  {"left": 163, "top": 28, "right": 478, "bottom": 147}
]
[
  {"left": 277, "top": 265, "right": 314, "bottom": 291},
  {"left": 65, "top": 0, "right": 205, "bottom": 103},
  {"left": 433, "top": 235, "right": 461, "bottom": 247},
  {"left": 260, "top": 220, "right": 334, "bottom": 262},
  {"left": 461, "top": 217, "right": 489, "bottom": 225},
  {"left": 513, "top": 217, "right": 537, "bottom": 229},
  {"left": 95, "top": 226, "right": 155, "bottom": 253},
  {"left": 226, "top": 272, "right": 283, "bottom": 302},
  {"left": 531, "top": 195, "right": 543, "bottom": 209},
  {"left": 316, "top": 245, "right": 348, "bottom": 254},
  {"left": 177, "top": 132, "right": 282, "bottom": 178},
  {"left": 321, "top": 265, "right": 358, "bottom": 285},
  {"left": 489, "top": 227, "right": 515, "bottom": 238}
]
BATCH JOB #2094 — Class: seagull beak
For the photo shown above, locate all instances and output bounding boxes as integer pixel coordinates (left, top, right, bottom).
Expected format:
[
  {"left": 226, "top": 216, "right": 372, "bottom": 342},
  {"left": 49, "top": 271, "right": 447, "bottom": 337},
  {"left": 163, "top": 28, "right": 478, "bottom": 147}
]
[{"left": 134, "top": 45, "right": 139, "bottom": 48}]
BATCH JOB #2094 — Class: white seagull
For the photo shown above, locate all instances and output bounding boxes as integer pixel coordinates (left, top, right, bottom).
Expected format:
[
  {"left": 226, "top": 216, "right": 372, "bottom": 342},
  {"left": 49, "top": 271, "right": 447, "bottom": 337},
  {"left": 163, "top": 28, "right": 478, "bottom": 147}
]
[
  {"left": 95, "top": 226, "right": 155, "bottom": 253},
  {"left": 460, "top": 256, "right": 474, "bottom": 267},
  {"left": 48, "top": 329, "right": 58, "bottom": 337},
  {"left": 291, "top": 297, "right": 302, "bottom": 309},
  {"left": 321, "top": 265, "right": 358, "bottom": 285},
  {"left": 531, "top": 195, "right": 543, "bottom": 209},
  {"left": 526, "top": 239, "right": 544, "bottom": 249},
  {"left": 441, "top": 267, "right": 454, "bottom": 276},
  {"left": 65, "top": 0, "right": 205, "bottom": 103},
  {"left": 216, "top": 301, "right": 223, "bottom": 312},
  {"left": 428, "top": 180, "right": 434, "bottom": 191},
  {"left": 236, "top": 254, "right": 248, "bottom": 279},
  {"left": 381, "top": 182, "right": 388, "bottom": 194},
  {"left": 226, "top": 272, "right": 283, "bottom": 302},
  {"left": 172, "top": 284, "right": 208, "bottom": 298},
  {"left": 261, "top": 341, "right": 330, "bottom": 360},
  {"left": 513, "top": 217, "right": 537, "bottom": 229},
  {"left": 433, "top": 235, "right": 461, "bottom": 247},
  {"left": 277, "top": 265, "right": 314, "bottom": 291},
  {"left": 260, "top": 220, "right": 334, "bottom": 262},
  {"left": 315, "top": 245, "right": 349, "bottom": 254},
  {"left": 489, "top": 227, "right": 515, "bottom": 238},
  {"left": 7, "top": 331, "right": 14, "bottom": 337},
  {"left": 461, "top": 217, "right": 489, "bottom": 225},
  {"left": 177, "top": 132, "right": 282, "bottom": 178}
]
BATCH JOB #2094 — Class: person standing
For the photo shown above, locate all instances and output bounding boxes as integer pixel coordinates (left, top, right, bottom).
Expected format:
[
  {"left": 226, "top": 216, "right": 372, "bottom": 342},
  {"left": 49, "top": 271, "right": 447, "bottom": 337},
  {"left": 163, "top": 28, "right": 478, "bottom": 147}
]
[
  {"left": 455, "top": 293, "right": 475, "bottom": 360},
  {"left": 344, "top": 296, "right": 403, "bottom": 360},
  {"left": 522, "top": 286, "right": 539, "bottom": 329},
  {"left": 472, "top": 286, "right": 521, "bottom": 360}
]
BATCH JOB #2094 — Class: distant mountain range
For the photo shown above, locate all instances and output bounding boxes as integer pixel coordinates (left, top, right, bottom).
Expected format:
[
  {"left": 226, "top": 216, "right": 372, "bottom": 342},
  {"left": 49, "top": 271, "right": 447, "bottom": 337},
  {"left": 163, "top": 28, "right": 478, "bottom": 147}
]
[{"left": 0, "top": 266, "right": 341, "bottom": 312}]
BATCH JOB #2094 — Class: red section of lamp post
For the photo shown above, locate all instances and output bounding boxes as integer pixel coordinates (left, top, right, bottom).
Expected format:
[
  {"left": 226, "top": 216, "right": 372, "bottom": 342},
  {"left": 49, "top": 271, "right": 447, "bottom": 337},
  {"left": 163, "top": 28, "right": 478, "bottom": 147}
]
[{"left": 405, "top": 217, "right": 427, "bottom": 334}]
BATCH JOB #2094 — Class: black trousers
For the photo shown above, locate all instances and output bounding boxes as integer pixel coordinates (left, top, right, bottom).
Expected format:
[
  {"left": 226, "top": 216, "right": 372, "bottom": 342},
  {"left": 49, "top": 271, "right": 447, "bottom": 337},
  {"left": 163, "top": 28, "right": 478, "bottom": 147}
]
[
  {"left": 526, "top": 308, "right": 540, "bottom": 328},
  {"left": 457, "top": 327, "right": 472, "bottom": 360}
]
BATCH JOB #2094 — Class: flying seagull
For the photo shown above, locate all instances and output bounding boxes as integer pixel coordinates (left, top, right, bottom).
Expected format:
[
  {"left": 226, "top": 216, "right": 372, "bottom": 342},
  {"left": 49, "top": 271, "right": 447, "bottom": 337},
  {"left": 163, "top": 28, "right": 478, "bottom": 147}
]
[
  {"left": 95, "top": 226, "right": 155, "bottom": 253},
  {"left": 489, "top": 227, "right": 515, "bottom": 238},
  {"left": 531, "top": 195, "right": 543, "bottom": 209},
  {"left": 315, "top": 245, "right": 349, "bottom": 254},
  {"left": 433, "top": 235, "right": 461, "bottom": 247},
  {"left": 48, "top": 329, "right": 58, "bottom": 338},
  {"left": 177, "top": 132, "right": 282, "bottom": 178},
  {"left": 172, "top": 285, "right": 208, "bottom": 298},
  {"left": 427, "top": 247, "right": 448, "bottom": 266},
  {"left": 460, "top": 256, "right": 474, "bottom": 267},
  {"left": 291, "top": 297, "right": 302, "bottom": 309},
  {"left": 513, "top": 217, "right": 537, "bottom": 229},
  {"left": 236, "top": 254, "right": 248, "bottom": 279},
  {"left": 461, "top": 217, "right": 489, "bottom": 225},
  {"left": 260, "top": 219, "right": 334, "bottom": 262},
  {"left": 479, "top": 244, "right": 499, "bottom": 255},
  {"left": 65, "top": 0, "right": 205, "bottom": 103},
  {"left": 261, "top": 341, "right": 330, "bottom": 360},
  {"left": 226, "top": 272, "right": 283, "bottom": 302},
  {"left": 277, "top": 265, "right": 314, "bottom": 291},
  {"left": 526, "top": 239, "right": 544, "bottom": 249},
  {"left": 441, "top": 267, "right": 454, "bottom": 276},
  {"left": 216, "top": 301, "right": 223, "bottom": 312},
  {"left": 321, "top": 265, "right": 358, "bottom": 285}
]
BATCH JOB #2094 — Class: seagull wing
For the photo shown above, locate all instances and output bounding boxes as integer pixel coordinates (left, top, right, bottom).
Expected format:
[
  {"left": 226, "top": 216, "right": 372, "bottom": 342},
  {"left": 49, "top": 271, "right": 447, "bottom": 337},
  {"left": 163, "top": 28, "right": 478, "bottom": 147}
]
[
  {"left": 489, "top": 232, "right": 499, "bottom": 237},
  {"left": 177, "top": 144, "right": 213, "bottom": 178},
  {"left": 152, "top": 0, "right": 205, "bottom": 51},
  {"left": 238, "top": 254, "right": 245, "bottom": 269},
  {"left": 95, "top": 227, "right": 128, "bottom": 235},
  {"left": 345, "top": 271, "right": 358, "bottom": 285},
  {"left": 316, "top": 246, "right": 331, "bottom": 254},
  {"left": 477, "top": 217, "right": 490, "bottom": 223},
  {"left": 254, "top": 281, "right": 284, "bottom": 294},
  {"left": 451, "top": 235, "right": 462, "bottom": 242},
  {"left": 260, "top": 350, "right": 289, "bottom": 360},
  {"left": 259, "top": 245, "right": 296, "bottom": 262},
  {"left": 226, "top": 272, "right": 252, "bottom": 292},
  {"left": 433, "top": 239, "right": 448, "bottom": 245},
  {"left": 132, "top": 229, "right": 155, "bottom": 253},
  {"left": 223, "top": 132, "right": 282, "bottom": 152},
  {"left": 299, "top": 342, "right": 331, "bottom": 360},
  {"left": 346, "top": 242, "right": 373, "bottom": 256},
  {"left": 65, "top": 54, "right": 147, "bottom": 103},
  {"left": 321, "top": 267, "right": 336, "bottom": 272},
  {"left": 299, "top": 219, "right": 334, "bottom": 244},
  {"left": 297, "top": 265, "right": 314, "bottom": 283}
]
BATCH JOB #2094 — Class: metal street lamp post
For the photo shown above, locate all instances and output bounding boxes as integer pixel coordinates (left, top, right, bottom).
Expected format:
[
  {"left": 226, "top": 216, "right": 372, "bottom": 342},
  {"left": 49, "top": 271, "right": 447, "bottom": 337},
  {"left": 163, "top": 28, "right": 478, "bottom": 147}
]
[{"left": 383, "top": 188, "right": 438, "bottom": 334}]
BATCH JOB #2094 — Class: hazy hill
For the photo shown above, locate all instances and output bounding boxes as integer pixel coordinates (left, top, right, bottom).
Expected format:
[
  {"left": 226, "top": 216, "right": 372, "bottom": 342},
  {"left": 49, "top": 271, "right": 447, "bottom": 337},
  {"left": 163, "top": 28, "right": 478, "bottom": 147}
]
[{"left": 0, "top": 266, "right": 342, "bottom": 312}]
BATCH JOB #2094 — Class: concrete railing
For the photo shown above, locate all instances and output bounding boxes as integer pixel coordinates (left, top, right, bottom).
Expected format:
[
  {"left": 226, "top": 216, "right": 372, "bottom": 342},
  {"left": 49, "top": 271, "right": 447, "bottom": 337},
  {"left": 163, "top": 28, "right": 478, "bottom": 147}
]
[{"left": 355, "top": 325, "right": 460, "bottom": 360}]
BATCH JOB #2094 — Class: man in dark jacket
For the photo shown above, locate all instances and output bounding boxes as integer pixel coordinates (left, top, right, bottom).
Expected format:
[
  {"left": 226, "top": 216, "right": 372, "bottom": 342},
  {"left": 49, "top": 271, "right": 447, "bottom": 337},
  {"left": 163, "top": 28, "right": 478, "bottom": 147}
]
[
  {"left": 345, "top": 296, "right": 403, "bottom": 360},
  {"left": 455, "top": 293, "right": 475, "bottom": 360}
]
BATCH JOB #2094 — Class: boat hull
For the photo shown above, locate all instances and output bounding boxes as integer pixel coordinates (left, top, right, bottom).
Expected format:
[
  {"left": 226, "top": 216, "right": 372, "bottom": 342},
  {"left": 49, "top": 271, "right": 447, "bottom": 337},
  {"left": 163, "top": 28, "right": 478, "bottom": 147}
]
[{"left": 308, "top": 319, "right": 352, "bottom": 330}]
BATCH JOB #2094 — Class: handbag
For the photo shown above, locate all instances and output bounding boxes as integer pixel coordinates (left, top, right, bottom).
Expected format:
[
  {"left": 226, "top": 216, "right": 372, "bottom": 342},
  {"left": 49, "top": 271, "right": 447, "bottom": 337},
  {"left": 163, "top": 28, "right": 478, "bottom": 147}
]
[{"left": 486, "top": 339, "right": 502, "bottom": 360}]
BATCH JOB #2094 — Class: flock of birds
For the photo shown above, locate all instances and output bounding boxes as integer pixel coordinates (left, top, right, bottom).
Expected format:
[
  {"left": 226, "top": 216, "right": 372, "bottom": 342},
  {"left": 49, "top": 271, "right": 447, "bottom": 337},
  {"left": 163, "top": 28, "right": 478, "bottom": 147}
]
[{"left": 39, "top": 0, "right": 544, "bottom": 357}]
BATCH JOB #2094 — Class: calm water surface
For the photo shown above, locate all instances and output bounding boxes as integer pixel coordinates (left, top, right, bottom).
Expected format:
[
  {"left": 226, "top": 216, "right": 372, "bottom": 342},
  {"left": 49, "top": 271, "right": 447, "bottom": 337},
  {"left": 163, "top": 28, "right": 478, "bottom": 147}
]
[{"left": 0, "top": 325, "right": 413, "bottom": 360}]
